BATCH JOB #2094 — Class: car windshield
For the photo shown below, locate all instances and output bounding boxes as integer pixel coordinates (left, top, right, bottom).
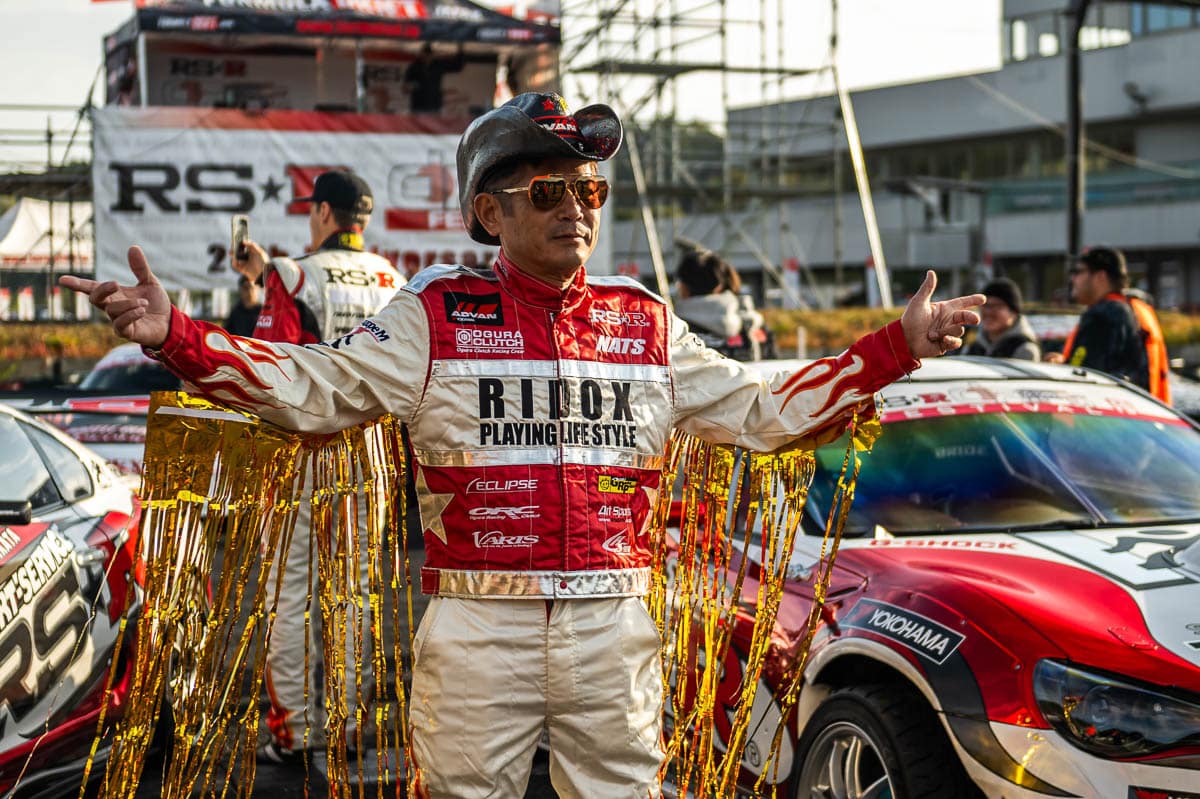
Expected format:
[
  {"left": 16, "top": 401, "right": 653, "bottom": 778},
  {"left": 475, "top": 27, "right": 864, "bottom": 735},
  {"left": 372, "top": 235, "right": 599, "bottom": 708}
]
[
  {"left": 806, "top": 410, "right": 1200, "bottom": 535},
  {"left": 79, "top": 361, "right": 181, "bottom": 392}
]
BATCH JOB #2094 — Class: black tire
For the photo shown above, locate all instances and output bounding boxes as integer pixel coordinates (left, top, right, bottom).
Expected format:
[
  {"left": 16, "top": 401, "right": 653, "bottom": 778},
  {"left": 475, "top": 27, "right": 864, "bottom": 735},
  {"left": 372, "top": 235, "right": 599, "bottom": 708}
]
[{"left": 792, "top": 682, "right": 978, "bottom": 799}]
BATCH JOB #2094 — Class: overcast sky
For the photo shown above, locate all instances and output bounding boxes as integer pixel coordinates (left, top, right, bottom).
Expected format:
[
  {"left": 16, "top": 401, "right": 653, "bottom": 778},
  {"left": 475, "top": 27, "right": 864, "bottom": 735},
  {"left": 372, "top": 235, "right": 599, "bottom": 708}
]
[{"left": 0, "top": 0, "right": 1000, "bottom": 167}]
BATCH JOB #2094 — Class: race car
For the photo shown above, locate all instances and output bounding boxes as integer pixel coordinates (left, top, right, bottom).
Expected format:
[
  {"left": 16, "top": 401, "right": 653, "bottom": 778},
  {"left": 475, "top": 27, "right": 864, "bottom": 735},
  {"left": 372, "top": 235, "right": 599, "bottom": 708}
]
[
  {"left": 0, "top": 402, "right": 143, "bottom": 798},
  {"left": 1, "top": 343, "right": 181, "bottom": 477},
  {"left": 682, "top": 356, "right": 1200, "bottom": 799}
]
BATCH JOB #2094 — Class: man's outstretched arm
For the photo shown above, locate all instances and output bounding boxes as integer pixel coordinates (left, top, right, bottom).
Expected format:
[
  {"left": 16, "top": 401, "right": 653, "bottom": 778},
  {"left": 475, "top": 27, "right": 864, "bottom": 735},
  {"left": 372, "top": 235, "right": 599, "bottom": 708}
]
[
  {"left": 672, "top": 270, "right": 985, "bottom": 450},
  {"left": 61, "top": 246, "right": 427, "bottom": 433}
]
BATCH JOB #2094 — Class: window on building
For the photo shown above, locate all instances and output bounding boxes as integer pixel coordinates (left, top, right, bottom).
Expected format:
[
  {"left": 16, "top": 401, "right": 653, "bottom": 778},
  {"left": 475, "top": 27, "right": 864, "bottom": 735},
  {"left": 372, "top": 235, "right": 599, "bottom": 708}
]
[
  {"left": 934, "top": 146, "right": 970, "bottom": 181},
  {"left": 1011, "top": 19, "right": 1029, "bottom": 61},
  {"left": 973, "top": 140, "right": 1011, "bottom": 181},
  {"left": 1082, "top": 3, "right": 1135, "bottom": 49},
  {"left": 1144, "top": 3, "right": 1194, "bottom": 33}
]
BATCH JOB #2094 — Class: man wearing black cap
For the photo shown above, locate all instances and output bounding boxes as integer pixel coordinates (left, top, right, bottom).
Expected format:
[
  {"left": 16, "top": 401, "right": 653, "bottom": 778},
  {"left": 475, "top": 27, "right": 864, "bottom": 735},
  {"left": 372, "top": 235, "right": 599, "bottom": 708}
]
[
  {"left": 965, "top": 277, "right": 1040, "bottom": 360},
  {"left": 61, "top": 92, "right": 983, "bottom": 798},
  {"left": 230, "top": 169, "right": 405, "bottom": 765},
  {"left": 1053, "top": 247, "right": 1163, "bottom": 397}
]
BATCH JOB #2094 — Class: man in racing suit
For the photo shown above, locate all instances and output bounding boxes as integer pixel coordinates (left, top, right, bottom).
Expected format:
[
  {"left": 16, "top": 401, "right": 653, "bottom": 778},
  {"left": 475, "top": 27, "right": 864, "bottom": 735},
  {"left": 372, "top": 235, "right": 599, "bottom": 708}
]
[
  {"left": 230, "top": 170, "right": 405, "bottom": 763},
  {"left": 62, "top": 92, "right": 983, "bottom": 799}
]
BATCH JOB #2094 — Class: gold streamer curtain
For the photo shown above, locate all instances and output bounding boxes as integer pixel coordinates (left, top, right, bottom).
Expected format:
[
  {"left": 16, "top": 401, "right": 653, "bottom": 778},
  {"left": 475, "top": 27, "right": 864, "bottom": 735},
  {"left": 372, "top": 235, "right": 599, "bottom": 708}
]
[{"left": 84, "top": 391, "right": 870, "bottom": 798}]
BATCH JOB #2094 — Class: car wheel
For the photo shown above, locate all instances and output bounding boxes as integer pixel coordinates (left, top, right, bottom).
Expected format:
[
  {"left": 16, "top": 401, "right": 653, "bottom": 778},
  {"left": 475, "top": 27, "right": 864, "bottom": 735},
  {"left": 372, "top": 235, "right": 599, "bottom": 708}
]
[{"left": 793, "top": 682, "right": 977, "bottom": 799}]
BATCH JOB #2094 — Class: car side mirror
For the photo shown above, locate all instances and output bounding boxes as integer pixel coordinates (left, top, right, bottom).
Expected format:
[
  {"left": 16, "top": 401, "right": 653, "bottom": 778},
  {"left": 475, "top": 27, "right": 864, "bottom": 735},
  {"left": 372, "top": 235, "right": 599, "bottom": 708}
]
[{"left": 0, "top": 501, "right": 33, "bottom": 525}]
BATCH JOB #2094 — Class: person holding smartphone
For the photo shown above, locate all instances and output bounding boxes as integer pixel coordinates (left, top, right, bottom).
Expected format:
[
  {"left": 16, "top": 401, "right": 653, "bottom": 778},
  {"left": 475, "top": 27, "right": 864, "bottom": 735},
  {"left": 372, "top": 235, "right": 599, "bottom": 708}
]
[{"left": 229, "top": 170, "right": 406, "bottom": 766}]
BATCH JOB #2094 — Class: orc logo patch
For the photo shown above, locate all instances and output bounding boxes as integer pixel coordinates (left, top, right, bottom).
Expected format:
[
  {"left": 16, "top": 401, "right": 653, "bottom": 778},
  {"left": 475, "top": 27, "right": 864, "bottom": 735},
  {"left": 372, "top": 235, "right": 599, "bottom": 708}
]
[
  {"left": 444, "top": 292, "right": 504, "bottom": 326},
  {"left": 842, "top": 599, "right": 965, "bottom": 665},
  {"left": 598, "top": 475, "right": 637, "bottom": 494}
]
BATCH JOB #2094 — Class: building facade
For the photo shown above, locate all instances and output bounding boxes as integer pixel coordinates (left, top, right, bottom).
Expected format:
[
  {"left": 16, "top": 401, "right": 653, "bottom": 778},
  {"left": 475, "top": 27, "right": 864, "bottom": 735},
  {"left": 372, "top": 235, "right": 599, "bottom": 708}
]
[{"left": 613, "top": 1, "right": 1200, "bottom": 309}]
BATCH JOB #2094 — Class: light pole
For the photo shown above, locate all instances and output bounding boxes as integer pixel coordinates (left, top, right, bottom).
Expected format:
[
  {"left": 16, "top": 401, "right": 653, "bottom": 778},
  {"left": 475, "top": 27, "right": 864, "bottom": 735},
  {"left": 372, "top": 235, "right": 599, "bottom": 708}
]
[{"left": 1065, "top": 0, "right": 1091, "bottom": 265}]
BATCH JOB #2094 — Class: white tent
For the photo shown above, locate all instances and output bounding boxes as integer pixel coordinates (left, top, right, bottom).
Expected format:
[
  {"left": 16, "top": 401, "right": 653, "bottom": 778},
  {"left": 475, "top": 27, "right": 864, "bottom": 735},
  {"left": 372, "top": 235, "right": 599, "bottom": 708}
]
[{"left": 0, "top": 197, "right": 93, "bottom": 272}]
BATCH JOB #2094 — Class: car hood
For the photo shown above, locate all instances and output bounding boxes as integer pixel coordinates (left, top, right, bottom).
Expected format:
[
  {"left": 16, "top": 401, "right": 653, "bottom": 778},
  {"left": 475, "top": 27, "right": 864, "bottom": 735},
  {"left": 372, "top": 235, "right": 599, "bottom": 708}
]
[{"left": 793, "top": 526, "right": 1200, "bottom": 684}]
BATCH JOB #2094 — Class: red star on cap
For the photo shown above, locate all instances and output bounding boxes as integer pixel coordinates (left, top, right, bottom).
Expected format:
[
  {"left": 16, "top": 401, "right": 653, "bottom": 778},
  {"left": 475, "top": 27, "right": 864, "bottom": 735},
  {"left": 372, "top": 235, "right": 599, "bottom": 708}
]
[{"left": 542, "top": 99, "right": 556, "bottom": 110}]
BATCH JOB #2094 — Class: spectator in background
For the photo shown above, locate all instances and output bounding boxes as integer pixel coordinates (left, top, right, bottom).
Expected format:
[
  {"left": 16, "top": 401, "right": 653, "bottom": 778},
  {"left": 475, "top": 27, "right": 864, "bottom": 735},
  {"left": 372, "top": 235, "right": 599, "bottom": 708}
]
[
  {"left": 230, "top": 170, "right": 405, "bottom": 765},
  {"left": 222, "top": 275, "right": 261, "bottom": 337},
  {"left": 1047, "top": 246, "right": 1170, "bottom": 403},
  {"left": 405, "top": 43, "right": 464, "bottom": 113},
  {"left": 965, "top": 277, "right": 1040, "bottom": 360},
  {"left": 675, "top": 247, "right": 771, "bottom": 361}
]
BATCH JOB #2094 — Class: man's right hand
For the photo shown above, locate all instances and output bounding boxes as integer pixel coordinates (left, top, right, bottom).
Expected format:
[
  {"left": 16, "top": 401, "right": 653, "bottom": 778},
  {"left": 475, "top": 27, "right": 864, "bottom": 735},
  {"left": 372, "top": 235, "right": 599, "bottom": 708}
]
[
  {"left": 231, "top": 238, "right": 269, "bottom": 282},
  {"left": 59, "top": 246, "right": 172, "bottom": 348}
]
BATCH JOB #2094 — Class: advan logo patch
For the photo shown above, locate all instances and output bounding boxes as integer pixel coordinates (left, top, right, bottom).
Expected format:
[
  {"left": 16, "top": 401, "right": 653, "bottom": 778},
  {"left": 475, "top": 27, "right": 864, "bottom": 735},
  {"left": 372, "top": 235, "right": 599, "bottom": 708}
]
[
  {"left": 842, "top": 599, "right": 965, "bottom": 665},
  {"left": 444, "top": 292, "right": 504, "bottom": 326}
]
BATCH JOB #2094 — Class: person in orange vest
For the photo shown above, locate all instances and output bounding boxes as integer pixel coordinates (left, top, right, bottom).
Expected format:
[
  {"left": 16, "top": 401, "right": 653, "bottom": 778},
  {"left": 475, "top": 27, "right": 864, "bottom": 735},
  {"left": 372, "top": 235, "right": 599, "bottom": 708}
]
[{"left": 1048, "top": 246, "right": 1171, "bottom": 404}]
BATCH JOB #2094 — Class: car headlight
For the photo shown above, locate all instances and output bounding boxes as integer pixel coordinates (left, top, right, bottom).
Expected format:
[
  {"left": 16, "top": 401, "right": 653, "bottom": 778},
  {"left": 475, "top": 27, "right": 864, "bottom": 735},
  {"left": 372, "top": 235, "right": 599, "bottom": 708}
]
[{"left": 1033, "top": 659, "right": 1200, "bottom": 758}]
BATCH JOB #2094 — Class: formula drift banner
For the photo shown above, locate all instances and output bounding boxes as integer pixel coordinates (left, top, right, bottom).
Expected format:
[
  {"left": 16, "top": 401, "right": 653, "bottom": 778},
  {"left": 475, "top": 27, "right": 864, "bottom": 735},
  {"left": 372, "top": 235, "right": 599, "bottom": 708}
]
[{"left": 92, "top": 106, "right": 493, "bottom": 291}]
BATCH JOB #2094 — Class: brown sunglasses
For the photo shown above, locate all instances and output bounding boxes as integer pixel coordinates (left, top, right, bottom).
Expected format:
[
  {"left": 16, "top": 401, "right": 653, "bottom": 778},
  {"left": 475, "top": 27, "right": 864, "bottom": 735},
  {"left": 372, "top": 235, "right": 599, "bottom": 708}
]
[{"left": 490, "top": 174, "right": 610, "bottom": 211}]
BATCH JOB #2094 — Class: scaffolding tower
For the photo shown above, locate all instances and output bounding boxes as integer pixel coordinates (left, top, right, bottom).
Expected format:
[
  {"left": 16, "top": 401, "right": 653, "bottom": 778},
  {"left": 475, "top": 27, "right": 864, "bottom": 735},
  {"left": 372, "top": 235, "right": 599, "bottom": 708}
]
[
  {"left": 560, "top": 0, "right": 835, "bottom": 307},
  {"left": 560, "top": 0, "right": 899, "bottom": 309}
]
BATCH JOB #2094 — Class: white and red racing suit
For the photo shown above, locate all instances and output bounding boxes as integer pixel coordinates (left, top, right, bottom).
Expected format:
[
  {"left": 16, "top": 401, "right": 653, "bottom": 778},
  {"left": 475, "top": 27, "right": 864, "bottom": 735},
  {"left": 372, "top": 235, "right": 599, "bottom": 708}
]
[
  {"left": 251, "top": 234, "right": 404, "bottom": 753},
  {"left": 151, "top": 252, "right": 917, "bottom": 797}
]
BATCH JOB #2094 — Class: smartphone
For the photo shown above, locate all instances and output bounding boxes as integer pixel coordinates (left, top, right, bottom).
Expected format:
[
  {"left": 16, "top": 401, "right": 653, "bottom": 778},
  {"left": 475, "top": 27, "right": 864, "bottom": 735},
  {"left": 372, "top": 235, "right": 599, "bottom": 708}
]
[{"left": 230, "top": 214, "right": 250, "bottom": 261}]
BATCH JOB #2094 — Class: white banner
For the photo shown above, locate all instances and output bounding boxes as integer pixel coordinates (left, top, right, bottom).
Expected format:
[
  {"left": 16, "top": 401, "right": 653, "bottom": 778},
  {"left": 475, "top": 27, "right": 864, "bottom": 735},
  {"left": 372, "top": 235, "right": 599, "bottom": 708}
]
[{"left": 92, "top": 107, "right": 495, "bottom": 292}]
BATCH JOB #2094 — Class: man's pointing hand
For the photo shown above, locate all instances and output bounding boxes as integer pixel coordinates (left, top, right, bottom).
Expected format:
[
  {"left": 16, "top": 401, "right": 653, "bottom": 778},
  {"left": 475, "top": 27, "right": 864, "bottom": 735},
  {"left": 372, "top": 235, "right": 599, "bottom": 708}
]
[
  {"left": 901, "top": 270, "right": 985, "bottom": 359},
  {"left": 59, "top": 246, "right": 172, "bottom": 349}
]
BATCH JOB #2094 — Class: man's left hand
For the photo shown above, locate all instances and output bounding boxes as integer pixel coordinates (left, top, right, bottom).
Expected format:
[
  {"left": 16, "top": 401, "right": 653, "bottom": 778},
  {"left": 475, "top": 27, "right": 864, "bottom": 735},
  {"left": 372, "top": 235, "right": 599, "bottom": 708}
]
[{"left": 901, "top": 270, "right": 985, "bottom": 359}]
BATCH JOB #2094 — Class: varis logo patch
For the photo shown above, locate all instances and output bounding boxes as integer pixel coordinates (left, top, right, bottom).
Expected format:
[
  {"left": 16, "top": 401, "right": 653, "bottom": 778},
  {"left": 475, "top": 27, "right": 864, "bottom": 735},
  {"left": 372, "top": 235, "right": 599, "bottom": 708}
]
[{"left": 445, "top": 292, "right": 504, "bottom": 326}]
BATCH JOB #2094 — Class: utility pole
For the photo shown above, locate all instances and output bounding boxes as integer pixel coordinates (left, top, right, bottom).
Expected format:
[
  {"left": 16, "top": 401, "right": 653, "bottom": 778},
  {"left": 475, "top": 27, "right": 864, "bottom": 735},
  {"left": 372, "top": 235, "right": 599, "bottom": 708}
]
[
  {"left": 46, "top": 117, "right": 54, "bottom": 316},
  {"left": 831, "top": 0, "right": 843, "bottom": 295},
  {"left": 1065, "top": 0, "right": 1091, "bottom": 263}
]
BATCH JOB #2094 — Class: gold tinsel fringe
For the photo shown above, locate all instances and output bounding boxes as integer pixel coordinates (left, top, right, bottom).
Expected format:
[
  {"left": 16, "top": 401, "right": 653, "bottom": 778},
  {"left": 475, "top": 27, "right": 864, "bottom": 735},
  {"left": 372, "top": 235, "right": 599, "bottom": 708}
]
[{"left": 70, "top": 391, "right": 871, "bottom": 798}]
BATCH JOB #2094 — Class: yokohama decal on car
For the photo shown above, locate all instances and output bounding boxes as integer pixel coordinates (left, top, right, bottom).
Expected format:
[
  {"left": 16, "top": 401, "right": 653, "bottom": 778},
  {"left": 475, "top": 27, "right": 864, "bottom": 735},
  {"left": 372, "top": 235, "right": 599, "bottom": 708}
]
[{"left": 841, "top": 598, "right": 965, "bottom": 665}]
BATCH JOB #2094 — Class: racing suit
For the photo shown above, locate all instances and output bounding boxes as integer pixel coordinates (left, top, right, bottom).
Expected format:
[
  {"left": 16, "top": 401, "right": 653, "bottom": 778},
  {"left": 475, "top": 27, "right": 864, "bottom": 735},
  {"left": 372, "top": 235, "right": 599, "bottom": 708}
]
[
  {"left": 252, "top": 231, "right": 404, "bottom": 752},
  {"left": 150, "top": 252, "right": 918, "bottom": 797}
]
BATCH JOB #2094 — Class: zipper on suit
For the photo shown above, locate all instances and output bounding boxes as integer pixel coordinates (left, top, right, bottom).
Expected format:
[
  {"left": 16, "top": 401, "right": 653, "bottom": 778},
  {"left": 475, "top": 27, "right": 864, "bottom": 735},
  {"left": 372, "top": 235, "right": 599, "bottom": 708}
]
[{"left": 548, "top": 310, "right": 569, "bottom": 584}]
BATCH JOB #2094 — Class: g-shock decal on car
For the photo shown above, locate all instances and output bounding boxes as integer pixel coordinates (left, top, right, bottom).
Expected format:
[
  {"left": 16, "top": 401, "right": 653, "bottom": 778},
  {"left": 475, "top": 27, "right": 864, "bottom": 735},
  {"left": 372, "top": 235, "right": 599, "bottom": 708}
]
[{"left": 842, "top": 599, "right": 965, "bottom": 665}]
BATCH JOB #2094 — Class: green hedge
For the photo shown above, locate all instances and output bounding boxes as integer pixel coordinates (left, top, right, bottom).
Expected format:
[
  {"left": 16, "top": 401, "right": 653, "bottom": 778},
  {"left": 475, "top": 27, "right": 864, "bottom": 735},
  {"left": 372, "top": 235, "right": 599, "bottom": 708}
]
[
  {"left": 763, "top": 305, "right": 1200, "bottom": 355},
  {"left": 0, "top": 323, "right": 125, "bottom": 361}
]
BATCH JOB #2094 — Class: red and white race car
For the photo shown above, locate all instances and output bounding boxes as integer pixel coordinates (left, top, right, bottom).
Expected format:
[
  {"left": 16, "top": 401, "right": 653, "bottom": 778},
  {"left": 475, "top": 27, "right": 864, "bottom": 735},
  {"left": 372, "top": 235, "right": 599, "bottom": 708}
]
[
  {"left": 0, "top": 402, "right": 143, "bottom": 797},
  {"left": 2, "top": 343, "right": 181, "bottom": 477},
  {"left": 687, "top": 356, "right": 1200, "bottom": 799}
]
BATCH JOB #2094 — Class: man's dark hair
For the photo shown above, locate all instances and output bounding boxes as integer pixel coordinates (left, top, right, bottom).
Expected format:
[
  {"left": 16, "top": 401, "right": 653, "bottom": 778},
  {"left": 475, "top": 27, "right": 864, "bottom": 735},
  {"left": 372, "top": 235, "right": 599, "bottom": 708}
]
[
  {"left": 1079, "top": 246, "right": 1129, "bottom": 290},
  {"left": 332, "top": 206, "right": 371, "bottom": 230},
  {"left": 677, "top": 249, "right": 731, "bottom": 296}
]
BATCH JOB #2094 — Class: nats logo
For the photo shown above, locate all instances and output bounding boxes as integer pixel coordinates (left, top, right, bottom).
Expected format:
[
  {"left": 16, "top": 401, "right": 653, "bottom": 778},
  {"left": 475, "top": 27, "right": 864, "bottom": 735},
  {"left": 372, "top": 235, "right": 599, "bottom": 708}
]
[{"left": 444, "top": 292, "right": 504, "bottom": 326}]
